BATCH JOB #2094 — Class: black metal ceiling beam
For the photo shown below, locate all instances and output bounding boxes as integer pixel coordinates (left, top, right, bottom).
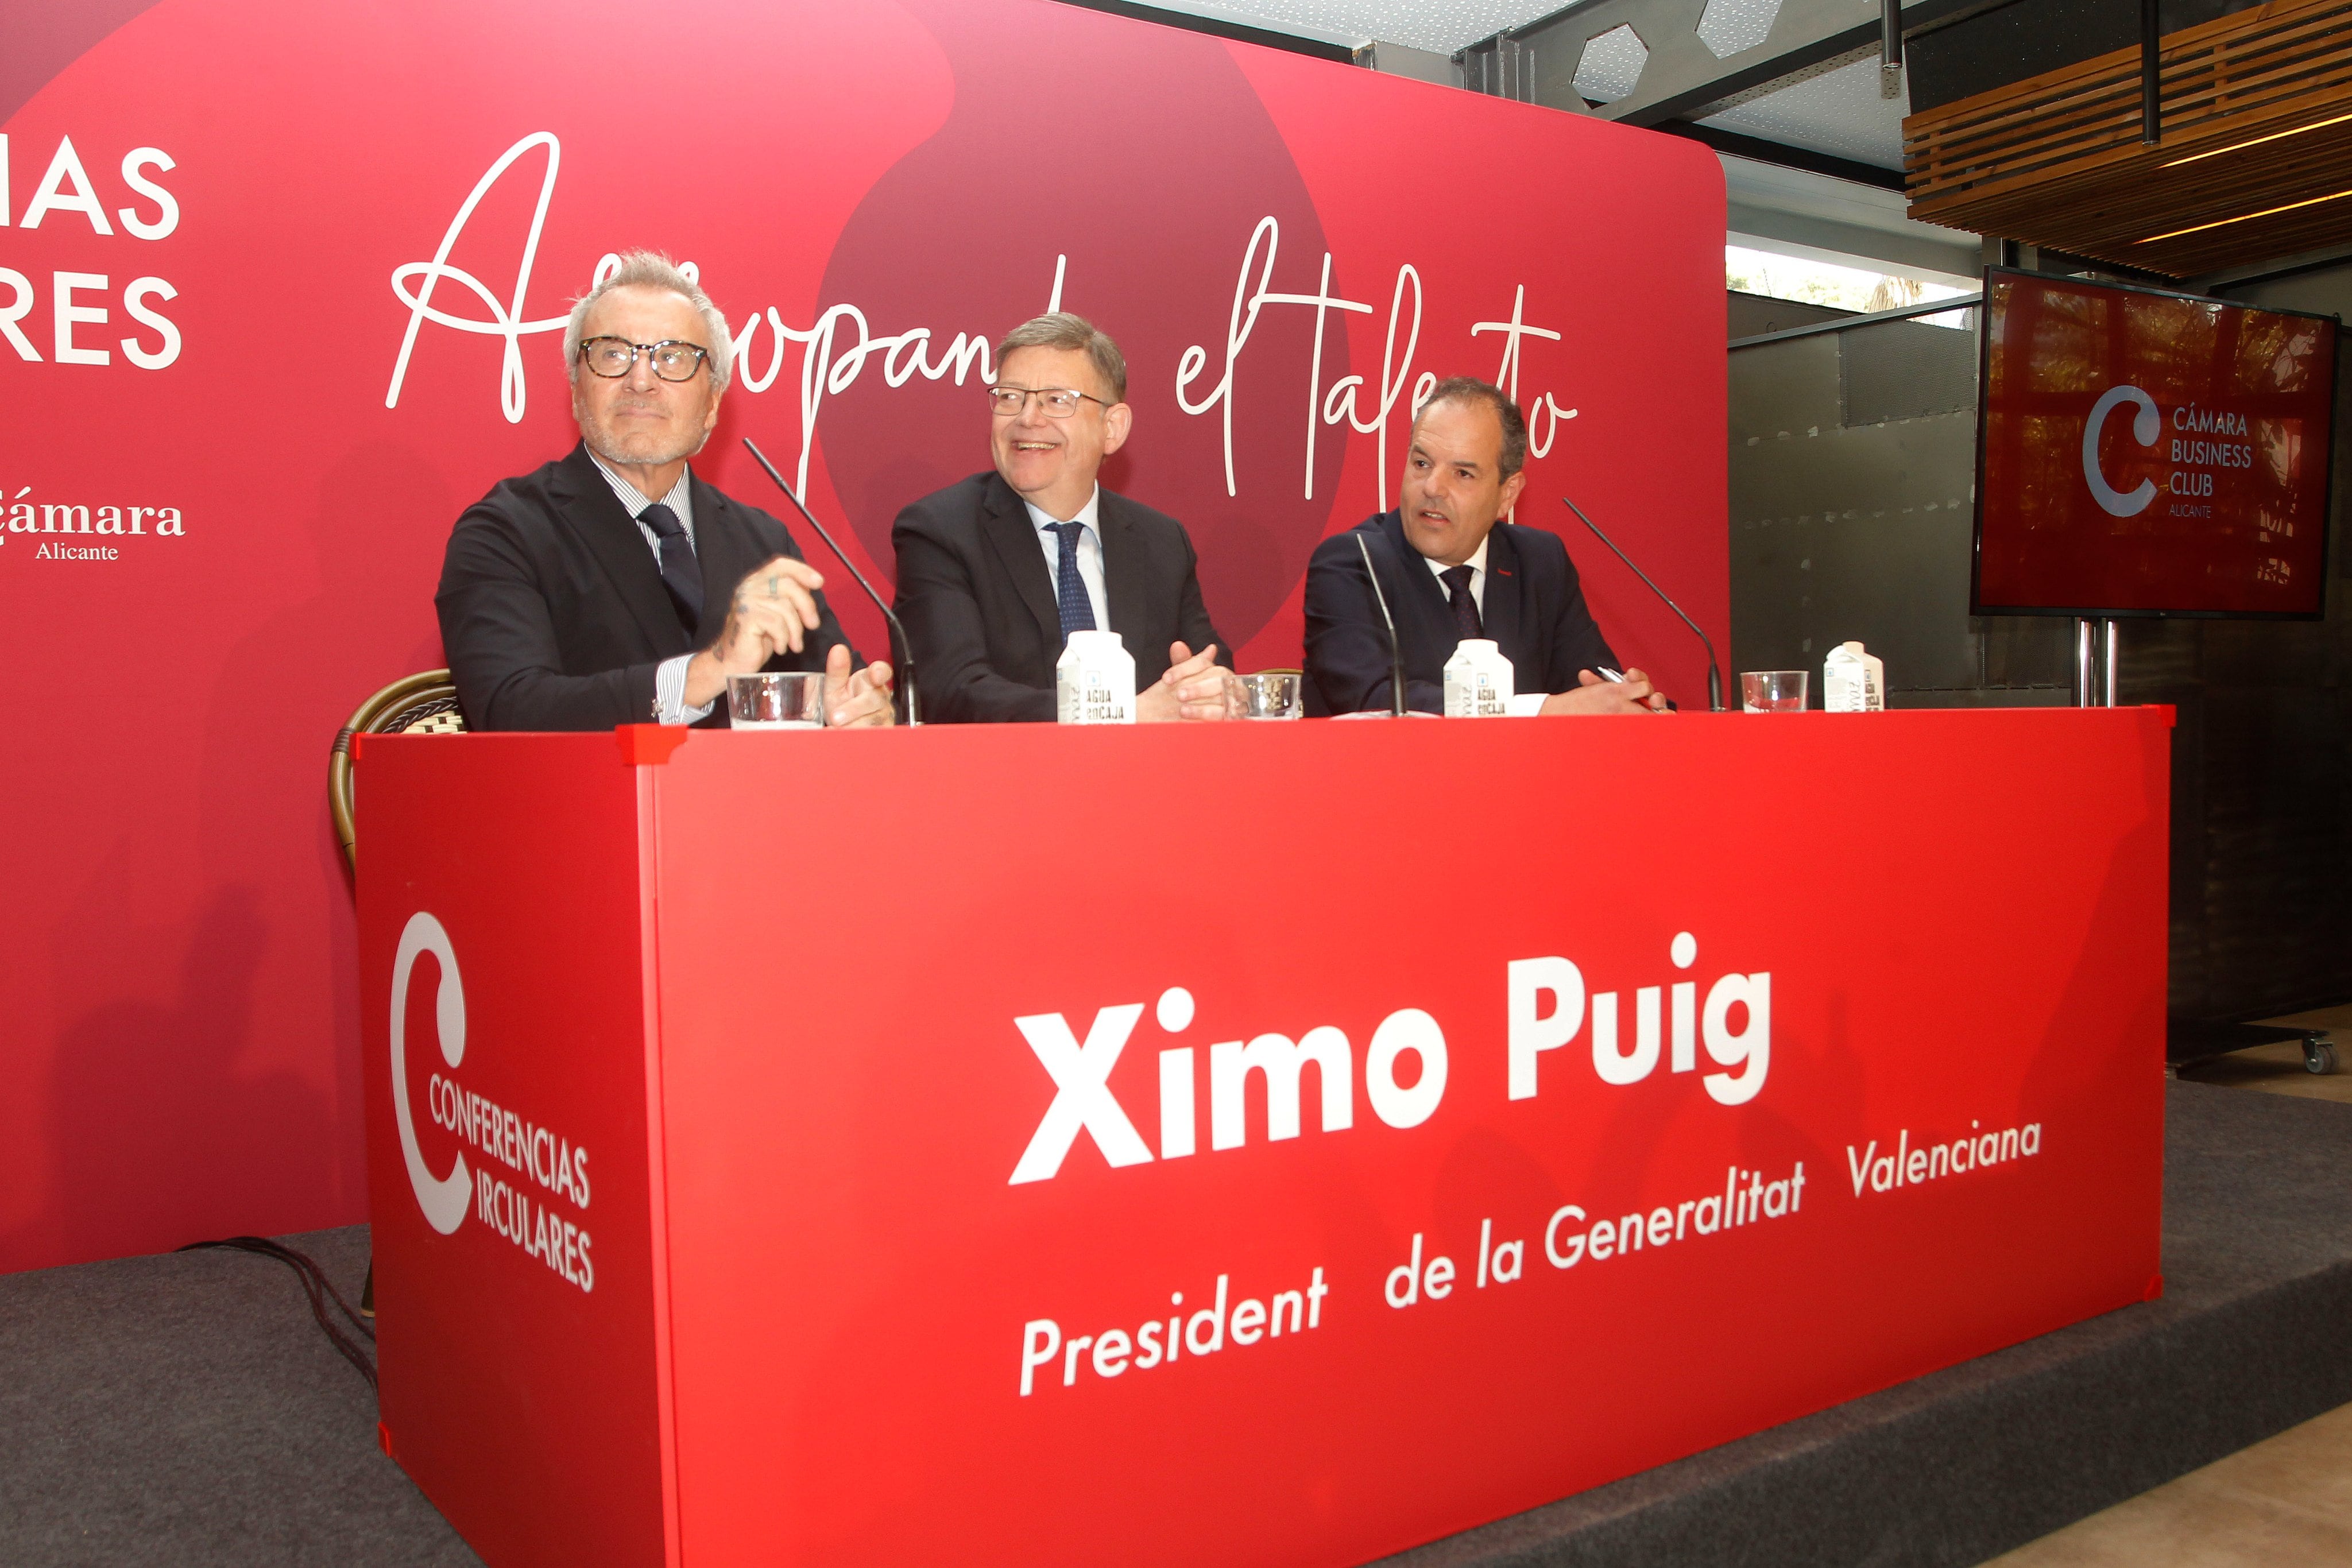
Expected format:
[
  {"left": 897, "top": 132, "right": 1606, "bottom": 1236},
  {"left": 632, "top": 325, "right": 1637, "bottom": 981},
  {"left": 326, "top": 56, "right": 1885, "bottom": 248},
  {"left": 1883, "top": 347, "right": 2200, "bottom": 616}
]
[
  {"left": 1652, "top": 121, "right": 1908, "bottom": 190},
  {"left": 1615, "top": 0, "right": 1983, "bottom": 127}
]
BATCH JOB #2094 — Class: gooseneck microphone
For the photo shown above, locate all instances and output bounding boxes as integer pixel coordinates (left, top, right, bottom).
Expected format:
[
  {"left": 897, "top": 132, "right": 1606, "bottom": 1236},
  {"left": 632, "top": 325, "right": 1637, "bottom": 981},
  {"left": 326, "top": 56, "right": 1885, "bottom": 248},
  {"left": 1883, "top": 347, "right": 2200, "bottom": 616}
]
[
  {"left": 741, "top": 438, "right": 919, "bottom": 726},
  {"left": 1558, "top": 497, "right": 1725, "bottom": 713},
  {"left": 1353, "top": 531, "right": 1410, "bottom": 718}
]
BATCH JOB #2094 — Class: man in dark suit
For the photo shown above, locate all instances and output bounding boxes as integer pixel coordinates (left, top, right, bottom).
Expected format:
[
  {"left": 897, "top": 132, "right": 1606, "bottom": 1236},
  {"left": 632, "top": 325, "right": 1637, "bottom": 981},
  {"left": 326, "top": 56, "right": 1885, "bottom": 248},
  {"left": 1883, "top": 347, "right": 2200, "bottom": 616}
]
[
  {"left": 437, "top": 250, "right": 894, "bottom": 731},
  {"left": 1303, "top": 377, "right": 1669, "bottom": 718},
  {"left": 892, "top": 313, "right": 1235, "bottom": 723}
]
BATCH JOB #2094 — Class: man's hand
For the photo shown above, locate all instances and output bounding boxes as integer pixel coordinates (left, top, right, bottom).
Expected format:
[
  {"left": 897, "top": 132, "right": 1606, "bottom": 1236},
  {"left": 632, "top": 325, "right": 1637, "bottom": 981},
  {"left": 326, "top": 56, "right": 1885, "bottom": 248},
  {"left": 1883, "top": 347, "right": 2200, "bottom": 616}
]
[
  {"left": 1136, "top": 641, "right": 1236, "bottom": 723},
  {"left": 823, "top": 643, "right": 895, "bottom": 727},
  {"left": 682, "top": 556, "right": 827, "bottom": 709},
  {"left": 1539, "top": 667, "right": 1671, "bottom": 715}
]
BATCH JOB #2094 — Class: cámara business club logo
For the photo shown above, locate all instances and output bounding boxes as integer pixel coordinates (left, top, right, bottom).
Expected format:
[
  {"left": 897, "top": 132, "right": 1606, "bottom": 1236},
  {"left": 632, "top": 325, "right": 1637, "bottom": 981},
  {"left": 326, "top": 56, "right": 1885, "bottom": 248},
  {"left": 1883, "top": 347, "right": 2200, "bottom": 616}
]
[{"left": 2083, "top": 382, "right": 2259, "bottom": 521}]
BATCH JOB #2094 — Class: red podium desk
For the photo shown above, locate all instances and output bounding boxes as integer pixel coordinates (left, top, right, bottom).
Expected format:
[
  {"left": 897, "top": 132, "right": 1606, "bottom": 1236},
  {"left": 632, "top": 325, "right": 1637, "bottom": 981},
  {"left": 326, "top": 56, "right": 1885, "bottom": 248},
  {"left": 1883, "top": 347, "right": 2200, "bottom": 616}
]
[{"left": 358, "top": 709, "right": 2170, "bottom": 1568}]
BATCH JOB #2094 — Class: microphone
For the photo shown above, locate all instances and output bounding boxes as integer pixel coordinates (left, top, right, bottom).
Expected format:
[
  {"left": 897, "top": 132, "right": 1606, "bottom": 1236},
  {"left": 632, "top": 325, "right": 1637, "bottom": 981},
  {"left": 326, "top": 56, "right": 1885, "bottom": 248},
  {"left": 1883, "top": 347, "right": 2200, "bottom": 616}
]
[
  {"left": 741, "top": 438, "right": 919, "bottom": 726},
  {"left": 1558, "top": 497, "right": 1724, "bottom": 713},
  {"left": 1353, "top": 531, "right": 1410, "bottom": 718}
]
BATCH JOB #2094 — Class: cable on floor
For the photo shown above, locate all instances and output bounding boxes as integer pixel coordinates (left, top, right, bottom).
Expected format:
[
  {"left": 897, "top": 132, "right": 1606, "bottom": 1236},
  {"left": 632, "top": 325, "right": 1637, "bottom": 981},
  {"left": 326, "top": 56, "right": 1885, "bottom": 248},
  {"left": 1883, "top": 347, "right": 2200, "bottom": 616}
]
[{"left": 177, "top": 1237, "right": 377, "bottom": 1390}]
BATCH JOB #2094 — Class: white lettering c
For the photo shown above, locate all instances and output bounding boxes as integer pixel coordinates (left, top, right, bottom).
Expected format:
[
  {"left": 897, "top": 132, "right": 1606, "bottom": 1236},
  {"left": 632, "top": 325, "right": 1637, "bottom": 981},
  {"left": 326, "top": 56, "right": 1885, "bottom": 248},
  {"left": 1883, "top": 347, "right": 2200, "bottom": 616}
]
[
  {"left": 2083, "top": 385, "right": 2160, "bottom": 517},
  {"left": 392, "top": 912, "right": 473, "bottom": 1234}
]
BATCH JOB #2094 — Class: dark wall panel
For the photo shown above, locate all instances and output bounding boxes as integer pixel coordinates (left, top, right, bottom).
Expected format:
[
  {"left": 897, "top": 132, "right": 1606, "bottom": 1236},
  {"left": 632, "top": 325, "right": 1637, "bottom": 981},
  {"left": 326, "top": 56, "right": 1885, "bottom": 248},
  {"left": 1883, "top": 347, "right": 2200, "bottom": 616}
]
[
  {"left": 2113, "top": 260, "right": 2352, "bottom": 1017},
  {"left": 1728, "top": 310, "right": 2072, "bottom": 702},
  {"left": 1727, "top": 269, "right": 2352, "bottom": 1019},
  {"left": 1727, "top": 290, "right": 1853, "bottom": 339}
]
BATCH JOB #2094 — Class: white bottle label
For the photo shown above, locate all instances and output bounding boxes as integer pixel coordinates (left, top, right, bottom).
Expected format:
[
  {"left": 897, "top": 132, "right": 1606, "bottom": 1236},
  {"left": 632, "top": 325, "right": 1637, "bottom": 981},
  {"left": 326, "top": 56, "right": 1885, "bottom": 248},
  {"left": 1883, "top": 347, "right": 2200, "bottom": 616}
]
[
  {"left": 1057, "top": 631, "right": 1136, "bottom": 724},
  {"left": 1444, "top": 639, "right": 1514, "bottom": 718},
  {"left": 1823, "top": 642, "right": 1885, "bottom": 713}
]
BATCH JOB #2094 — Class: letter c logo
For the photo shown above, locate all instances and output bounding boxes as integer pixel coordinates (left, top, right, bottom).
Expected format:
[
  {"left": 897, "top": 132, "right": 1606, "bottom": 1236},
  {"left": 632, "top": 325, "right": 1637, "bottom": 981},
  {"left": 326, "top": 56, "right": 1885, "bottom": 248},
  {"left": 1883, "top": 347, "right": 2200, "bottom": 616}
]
[
  {"left": 2083, "top": 385, "right": 2160, "bottom": 517},
  {"left": 392, "top": 912, "right": 471, "bottom": 1235}
]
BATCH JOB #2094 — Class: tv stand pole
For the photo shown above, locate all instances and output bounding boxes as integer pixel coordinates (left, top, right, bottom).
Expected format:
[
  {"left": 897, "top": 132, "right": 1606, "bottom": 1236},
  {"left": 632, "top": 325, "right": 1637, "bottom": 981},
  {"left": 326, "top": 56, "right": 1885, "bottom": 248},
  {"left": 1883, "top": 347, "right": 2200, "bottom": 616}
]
[{"left": 2074, "top": 618, "right": 2118, "bottom": 708}]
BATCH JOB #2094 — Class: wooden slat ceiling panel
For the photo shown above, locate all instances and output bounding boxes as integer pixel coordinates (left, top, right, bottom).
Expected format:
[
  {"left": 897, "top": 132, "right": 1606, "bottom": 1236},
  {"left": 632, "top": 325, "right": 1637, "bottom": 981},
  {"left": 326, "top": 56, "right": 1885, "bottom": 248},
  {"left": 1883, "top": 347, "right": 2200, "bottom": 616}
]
[{"left": 1901, "top": 0, "right": 2352, "bottom": 276}]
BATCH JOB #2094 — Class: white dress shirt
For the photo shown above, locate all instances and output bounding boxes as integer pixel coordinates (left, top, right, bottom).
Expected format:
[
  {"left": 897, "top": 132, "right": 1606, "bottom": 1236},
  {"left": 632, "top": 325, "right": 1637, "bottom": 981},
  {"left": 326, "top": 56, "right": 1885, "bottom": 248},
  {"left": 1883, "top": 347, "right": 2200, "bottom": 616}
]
[
  {"left": 1423, "top": 534, "right": 1492, "bottom": 616},
  {"left": 584, "top": 450, "right": 711, "bottom": 725},
  {"left": 1022, "top": 486, "right": 1109, "bottom": 633},
  {"left": 1424, "top": 535, "right": 1548, "bottom": 716}
]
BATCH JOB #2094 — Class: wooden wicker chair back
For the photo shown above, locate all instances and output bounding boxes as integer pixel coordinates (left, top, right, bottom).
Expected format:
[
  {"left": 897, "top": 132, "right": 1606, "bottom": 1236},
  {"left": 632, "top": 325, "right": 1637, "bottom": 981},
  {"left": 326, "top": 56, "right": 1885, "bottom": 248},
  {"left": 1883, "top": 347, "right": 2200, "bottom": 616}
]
[{"left": 330, "top": 669, "right": 466, "bottom": 875}]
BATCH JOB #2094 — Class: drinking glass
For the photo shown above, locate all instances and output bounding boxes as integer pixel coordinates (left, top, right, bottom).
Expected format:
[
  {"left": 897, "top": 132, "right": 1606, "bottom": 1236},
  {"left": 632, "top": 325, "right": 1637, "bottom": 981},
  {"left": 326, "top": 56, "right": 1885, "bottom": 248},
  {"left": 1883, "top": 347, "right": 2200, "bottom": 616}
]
[
  {"left": 728, "top": 671, "right": 826, "bottom": 730},
  {"left": 1740, "top": 671, "right": 1808, "bottom": 713},
  {"left": 1237, "top": 672, "right": 1304, "bottom": 720}
]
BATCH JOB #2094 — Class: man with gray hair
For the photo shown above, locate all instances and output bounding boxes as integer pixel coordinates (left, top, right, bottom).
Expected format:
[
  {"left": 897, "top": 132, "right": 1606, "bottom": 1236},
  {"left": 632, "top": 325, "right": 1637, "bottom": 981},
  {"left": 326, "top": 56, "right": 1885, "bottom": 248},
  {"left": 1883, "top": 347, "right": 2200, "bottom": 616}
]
[
  {"left": 891, "top": 311, "right": 1233, "bottom": 723},
  {"left": 436, "top": 250, "right": 893, "bottom": 730}
]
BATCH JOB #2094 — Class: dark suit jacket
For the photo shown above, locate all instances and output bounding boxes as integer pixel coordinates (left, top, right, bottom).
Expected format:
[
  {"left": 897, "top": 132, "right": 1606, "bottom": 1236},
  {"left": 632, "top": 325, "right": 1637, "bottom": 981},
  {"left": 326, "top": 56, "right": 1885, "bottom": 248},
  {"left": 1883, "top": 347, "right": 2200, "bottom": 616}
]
[
  {"left": 892, "top": 471, "right": 1230, "bottom": 723},
  {"left": 435, "top": 443, "right": 857, "bottom": 731},
  {"left": 1302, "top": 511, "right": 1620, "bottom": 717}
]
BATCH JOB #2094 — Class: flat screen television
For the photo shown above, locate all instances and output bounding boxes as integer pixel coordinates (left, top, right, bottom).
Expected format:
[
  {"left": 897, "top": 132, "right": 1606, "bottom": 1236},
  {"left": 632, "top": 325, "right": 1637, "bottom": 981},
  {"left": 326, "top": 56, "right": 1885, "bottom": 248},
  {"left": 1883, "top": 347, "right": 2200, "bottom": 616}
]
[{"left": 1972, "top": 268, "right": 2339, "bottom": 620}]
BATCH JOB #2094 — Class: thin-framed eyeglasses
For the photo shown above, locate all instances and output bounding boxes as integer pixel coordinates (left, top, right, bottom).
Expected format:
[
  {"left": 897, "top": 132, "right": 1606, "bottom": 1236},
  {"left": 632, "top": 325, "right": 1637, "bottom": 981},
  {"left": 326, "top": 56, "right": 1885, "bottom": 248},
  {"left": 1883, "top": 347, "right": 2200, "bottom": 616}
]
[
  {"left": 578, "top": 336, "right": 710, "bottom": 382},
  {"left": 987, "top": 384, "right": 1115, "bottom": 419}
]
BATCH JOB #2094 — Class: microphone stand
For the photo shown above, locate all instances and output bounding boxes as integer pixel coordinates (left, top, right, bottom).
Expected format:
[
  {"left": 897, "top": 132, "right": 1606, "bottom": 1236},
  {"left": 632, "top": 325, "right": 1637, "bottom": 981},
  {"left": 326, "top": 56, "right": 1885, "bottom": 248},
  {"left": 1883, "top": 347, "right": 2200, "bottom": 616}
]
[
  {"left": 1558, "top": 497, "right": 1725, "bottom": 713},
  {"left": 1354, "top": 532, "right": 1409, "bottom": 717},
  {"left": 741, "top": 439, "right": 919, "bottom": 726}
]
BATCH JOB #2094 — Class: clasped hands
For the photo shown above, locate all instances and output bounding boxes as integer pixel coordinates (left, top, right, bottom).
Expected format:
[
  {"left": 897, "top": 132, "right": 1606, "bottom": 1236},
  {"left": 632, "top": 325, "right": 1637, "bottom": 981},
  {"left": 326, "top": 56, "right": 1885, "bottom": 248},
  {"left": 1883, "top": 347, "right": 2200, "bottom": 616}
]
[
  {"left": 1136, "top": 640, "right": 1240, "bottom": 723},
  {"left": 682, "top": 555, "right": 895, "bottom": 727}
]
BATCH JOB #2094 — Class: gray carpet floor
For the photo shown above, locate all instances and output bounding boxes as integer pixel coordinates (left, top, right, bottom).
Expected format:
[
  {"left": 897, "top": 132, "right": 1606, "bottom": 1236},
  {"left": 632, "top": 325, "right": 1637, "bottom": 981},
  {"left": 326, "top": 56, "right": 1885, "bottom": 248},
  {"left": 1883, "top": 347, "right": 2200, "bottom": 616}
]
[
  {"left": 0, "top": 1225, "right": 474, "bottom": 1567},
  {"left": 2, "top": 1082, "right": 2346, "bottom": 1567}
]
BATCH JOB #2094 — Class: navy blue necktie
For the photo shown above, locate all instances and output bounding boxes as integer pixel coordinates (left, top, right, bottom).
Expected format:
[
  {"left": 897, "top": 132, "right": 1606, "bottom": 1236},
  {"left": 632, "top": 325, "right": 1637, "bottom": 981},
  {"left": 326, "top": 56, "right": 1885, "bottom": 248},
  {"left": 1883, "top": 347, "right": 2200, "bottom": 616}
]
[
  {"left": 1441, "top": 564, "right": 1482, "bottom": 641},
  {"left": 639, "top": 502, "right": 703, "bottom": 633},
  {"left": 1045, "top": 521, "right": 1097, "bottom": 642}
]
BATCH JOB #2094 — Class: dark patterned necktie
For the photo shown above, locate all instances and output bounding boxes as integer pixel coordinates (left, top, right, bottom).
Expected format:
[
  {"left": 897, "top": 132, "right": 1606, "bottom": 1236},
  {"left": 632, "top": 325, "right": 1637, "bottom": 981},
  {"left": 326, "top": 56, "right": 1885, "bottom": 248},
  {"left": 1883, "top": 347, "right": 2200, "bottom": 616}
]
[
  {"left": 638, "top": 502, "right": 702, "bottom": 633},
  {"left": 1046, "top": 521, "right": 1097, "bottom": 642},
  {"left": 1440, "top": 563, "right": 1482, "bottom": 641}
]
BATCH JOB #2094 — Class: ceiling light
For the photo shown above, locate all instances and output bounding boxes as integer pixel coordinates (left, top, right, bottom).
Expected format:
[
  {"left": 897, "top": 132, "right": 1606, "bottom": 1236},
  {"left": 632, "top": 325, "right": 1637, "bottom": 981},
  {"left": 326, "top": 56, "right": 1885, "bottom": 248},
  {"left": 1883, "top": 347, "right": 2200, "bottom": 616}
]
[
  {"left": 2161, "top": 111, "right": 2352, "bottom": 169},
  {"left": 2138, "top": 187, "right": 2352, "bottom": 243}
]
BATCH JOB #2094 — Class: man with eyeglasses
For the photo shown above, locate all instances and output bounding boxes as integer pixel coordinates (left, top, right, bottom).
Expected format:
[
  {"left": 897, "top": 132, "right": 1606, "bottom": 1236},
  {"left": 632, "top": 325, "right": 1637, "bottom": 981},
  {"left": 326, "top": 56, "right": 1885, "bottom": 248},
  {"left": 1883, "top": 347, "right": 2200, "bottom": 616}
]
[
  {"left": 436, "top": 249, "right": 894, "bottom": 730},
  {"left": 891, "top": 312, "right": 1235, "bottom": 723}
]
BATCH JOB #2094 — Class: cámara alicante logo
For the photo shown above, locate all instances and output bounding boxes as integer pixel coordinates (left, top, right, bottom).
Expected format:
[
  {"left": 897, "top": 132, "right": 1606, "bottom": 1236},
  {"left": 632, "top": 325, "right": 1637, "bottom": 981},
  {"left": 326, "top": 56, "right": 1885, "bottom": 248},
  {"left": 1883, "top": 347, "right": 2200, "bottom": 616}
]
[{"left": 2, "top": 482, "right": 185, "bottom": 559}]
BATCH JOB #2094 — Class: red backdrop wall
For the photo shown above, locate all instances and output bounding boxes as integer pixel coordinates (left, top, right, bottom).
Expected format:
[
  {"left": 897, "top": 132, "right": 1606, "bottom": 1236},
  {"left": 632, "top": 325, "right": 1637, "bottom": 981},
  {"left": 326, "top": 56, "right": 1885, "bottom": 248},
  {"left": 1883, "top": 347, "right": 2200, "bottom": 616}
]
[{"left": 0, "top": 0, "right": 1726, "bottom": 1273}]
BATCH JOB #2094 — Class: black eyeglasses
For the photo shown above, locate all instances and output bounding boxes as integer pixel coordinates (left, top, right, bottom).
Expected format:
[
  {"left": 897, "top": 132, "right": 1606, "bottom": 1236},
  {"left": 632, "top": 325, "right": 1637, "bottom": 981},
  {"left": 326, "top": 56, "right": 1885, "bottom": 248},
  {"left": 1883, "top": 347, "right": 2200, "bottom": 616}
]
[
  {"left": 987, "top": 384, "right": 1114, "bottom": 418},
  {"left": 578, "top": 336, "right": 710, "bottom": 382}
]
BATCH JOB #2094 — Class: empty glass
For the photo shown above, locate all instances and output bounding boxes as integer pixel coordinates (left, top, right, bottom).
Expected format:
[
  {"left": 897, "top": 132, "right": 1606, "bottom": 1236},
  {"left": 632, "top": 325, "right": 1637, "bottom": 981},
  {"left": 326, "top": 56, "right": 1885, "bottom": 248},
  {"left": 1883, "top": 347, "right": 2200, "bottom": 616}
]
[
  {"left": 1740, "top": 671, "right": 1808, "bottom": 713},
  {"left": 729, "top": 672, "right": 826, "bottom": 730},
  {"left": 1236, "top": 672, "right": 1304, "bottom": 720}
]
